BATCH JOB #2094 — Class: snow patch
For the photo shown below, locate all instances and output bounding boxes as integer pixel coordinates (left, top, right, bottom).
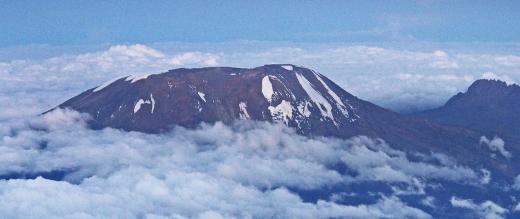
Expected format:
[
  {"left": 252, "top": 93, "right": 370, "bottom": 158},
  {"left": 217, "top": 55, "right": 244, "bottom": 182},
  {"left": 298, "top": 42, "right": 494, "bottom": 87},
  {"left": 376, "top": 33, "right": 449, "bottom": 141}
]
[
  {"left": 281, "top": 65, "right": 293, "bottom": 71},
  {"left": 295, "top": 73, "right": 334, "bottom": 122},
  {"left": 313, "top": 71, "right": 345, "bottom": 107},
  {"left": 198, "top": 92, "right": 207, "bottom": 102},
  {"left": 133, "top": 94, "right": 155, "bottom": 114},
  {"left": 196, "top": 101, "right": 202, "bottom": 112},
  {"left": 312, "top": 71, "right": 350, "bottom": 117},
  {"left": 268, "top": 100, "right": 293, "bottom": 124},
  {"left": 93, "top": 76, "right": 125, "bottom": 92},
  {"left": 297, "top": 101, "right": 312, "bottom": 117},
  {"left": 126, "top": 74, "right": 150, "bottom": 83},
  {"left": 262, "top": 76, "right": 274, "bottom": 102},
  {"left": 134, "top": 99, "right": 148, "bottom": 113},
  {"left": 150, "top": 94, "right": 155, "bottom": 114},
  {"left": 238, "top": 102, "right": 250, "bottom": 120}
]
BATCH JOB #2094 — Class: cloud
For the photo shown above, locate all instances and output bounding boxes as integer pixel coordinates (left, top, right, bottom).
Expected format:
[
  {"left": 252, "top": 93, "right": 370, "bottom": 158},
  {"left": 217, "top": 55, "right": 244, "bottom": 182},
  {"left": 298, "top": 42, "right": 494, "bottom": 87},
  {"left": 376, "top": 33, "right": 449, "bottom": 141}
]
[
  {"left": 0, "top": 176, "right": 432, "bottom": 219},
  {"left": 480, "top": 136, "right": 511, "bottom": 159},
  {"left": 30, "top": 108, "right": 90, "bottom": 130},
  {"left": 169, "top": 52, "right": 219, "bottom": 66},
  {"left": 421, "top": 196, "right": 436, "bottom": 208},
  {"left": 0, "top": 108, "right": 495, "bottom": 218},
  {"left": 451, "top": 197, "right": 508, "bottom": 219},
  {"left": 512, "top": 174, "right": 520, "bottom": 191},
  {"left": 514, "top": 203, "right": 520, "bottom": 212},
  {"left": 339, "top": 137, "right": 479, "bottom": 185}
]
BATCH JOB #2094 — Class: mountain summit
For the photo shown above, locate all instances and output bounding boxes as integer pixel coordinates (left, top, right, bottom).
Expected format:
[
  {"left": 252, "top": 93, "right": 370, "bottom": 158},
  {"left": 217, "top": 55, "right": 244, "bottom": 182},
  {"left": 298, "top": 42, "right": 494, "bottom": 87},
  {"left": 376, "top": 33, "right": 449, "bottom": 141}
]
[
  {"left": 415, "top": 79, "right": 520, "bottom": 138},
  {"left": 58, "top": 64, "right": 361, "bottom": 136},
  {"left": 53, "top": 65, "right": 519, "bottom": 177}
]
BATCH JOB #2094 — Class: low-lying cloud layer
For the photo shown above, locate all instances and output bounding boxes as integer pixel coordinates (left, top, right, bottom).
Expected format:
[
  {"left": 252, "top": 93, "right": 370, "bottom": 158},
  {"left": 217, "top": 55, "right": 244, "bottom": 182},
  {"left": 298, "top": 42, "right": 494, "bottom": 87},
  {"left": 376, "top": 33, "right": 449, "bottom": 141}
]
[{"left": 0, "top": 109, "right": 498, "bottom": 218}]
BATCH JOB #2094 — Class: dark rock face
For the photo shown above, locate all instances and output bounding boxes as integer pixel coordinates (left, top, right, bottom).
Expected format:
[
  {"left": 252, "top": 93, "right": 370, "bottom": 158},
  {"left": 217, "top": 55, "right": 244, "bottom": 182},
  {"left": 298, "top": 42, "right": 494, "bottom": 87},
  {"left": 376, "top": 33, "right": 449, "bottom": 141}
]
[
  {"left": 58, "top": 65, "right": 362, "bottom": 135},
  {"left": 55, "top": 65, "right": 520, "bottom": 177},
  {"left": 415, "top": 79, "right": 520, "bottom": 139}
]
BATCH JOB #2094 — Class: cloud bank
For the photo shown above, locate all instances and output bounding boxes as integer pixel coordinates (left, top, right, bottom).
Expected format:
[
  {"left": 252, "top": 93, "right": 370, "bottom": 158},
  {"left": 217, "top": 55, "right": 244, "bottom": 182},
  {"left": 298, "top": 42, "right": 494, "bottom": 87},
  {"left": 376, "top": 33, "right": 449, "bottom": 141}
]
[{"left": 0, "top": 108, "right": 496, "bottom": 218}]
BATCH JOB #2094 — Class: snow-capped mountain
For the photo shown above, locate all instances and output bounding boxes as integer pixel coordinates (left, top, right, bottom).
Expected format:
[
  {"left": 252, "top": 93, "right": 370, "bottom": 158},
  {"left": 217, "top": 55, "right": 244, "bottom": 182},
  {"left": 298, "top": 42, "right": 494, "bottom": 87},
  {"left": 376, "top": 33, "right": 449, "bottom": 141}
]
[
  {"left": 54, "top": 65, "right": 520, "bottom": 178},
  {"left": 59, "top": 64, "right": 363, "bottom": 136},
  {"left": 415, "top": 79, "right": 520, "bottom": 139}
]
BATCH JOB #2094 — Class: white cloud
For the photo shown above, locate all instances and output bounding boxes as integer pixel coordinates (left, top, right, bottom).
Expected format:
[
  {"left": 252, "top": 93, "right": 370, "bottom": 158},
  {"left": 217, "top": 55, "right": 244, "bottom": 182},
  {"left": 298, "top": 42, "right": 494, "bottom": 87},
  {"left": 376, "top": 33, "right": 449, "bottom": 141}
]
[
  {"left": 340, "top": 137, "right": 479, "bottom": 185},
  {"left": 0, "top": 176, "right": 432, "bottom": 219},
  {"left": 107, "top": 44, "right": 165, "bottom": 58},
  {"left": 480, "top": 169, "right": 491, "bottom": 185},
  {"left": 169, "top": 52, "right": 219, "bottom": 66},
  {"left": 514, "top": 202, "right": 520, "bottom": 212},
  {"left": 30, "top": 108, "right": 90, "bottom": 130},
  {"left": 421, "top": 196, "right": 436, "bottom": 208},
  {"left": 451, "top": 196, "right": 508, "bottom": 219},
  {"left": 512, "top": 174, "right": 520, "bottom": 191},
  {"left": 0, "top": 108, "right": 492, "bottom": 218},
  {"left": 480, "top": 136, "right": 512, "bottom": 159}
]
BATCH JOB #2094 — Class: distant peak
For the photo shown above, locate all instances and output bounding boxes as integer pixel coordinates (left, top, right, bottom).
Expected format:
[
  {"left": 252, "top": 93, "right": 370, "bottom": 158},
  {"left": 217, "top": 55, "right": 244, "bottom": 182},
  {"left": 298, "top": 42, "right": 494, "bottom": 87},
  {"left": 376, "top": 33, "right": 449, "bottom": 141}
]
[
  {"left": 467, "top": 79, "right": 518, "bottom": 94},
  {"left": 470, "top": 79, "right": 508, "bottom": 88}
]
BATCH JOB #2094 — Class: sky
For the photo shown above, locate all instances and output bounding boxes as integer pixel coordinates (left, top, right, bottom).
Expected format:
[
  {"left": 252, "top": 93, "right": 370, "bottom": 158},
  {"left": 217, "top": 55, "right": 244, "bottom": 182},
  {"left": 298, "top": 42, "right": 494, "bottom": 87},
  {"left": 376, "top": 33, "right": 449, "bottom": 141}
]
[{"left": 1, "top": 0, "right": 520, "bottom": 47}]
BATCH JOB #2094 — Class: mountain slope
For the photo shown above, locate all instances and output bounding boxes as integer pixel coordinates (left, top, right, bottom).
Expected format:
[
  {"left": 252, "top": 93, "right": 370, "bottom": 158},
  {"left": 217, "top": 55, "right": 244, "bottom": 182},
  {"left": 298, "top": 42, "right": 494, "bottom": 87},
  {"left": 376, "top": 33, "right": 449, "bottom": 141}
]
[
  {"left": 415, "top": 79, "right": 520, "bottom": 139},
  {"left": 54, "top": 65, "right": 520, "bottom": 178}
]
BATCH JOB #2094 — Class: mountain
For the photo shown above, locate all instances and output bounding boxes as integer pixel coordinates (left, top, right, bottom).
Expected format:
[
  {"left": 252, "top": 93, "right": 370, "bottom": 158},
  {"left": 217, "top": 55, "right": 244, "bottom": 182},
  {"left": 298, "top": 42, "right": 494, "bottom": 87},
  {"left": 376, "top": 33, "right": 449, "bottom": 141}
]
[
  {"left": 53, "top": 64, "right": 519, "bottom": 178},
  {"left": 415, "top": 79, "right": 520, "bottom": 139}
]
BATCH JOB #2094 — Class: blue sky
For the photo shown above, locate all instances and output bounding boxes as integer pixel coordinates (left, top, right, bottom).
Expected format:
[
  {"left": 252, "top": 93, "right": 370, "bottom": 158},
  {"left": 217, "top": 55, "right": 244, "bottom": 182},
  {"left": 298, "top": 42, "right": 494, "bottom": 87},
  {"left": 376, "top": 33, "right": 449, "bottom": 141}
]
[{"left": 1, "top": 0, "right": 520, "bottom": 47}]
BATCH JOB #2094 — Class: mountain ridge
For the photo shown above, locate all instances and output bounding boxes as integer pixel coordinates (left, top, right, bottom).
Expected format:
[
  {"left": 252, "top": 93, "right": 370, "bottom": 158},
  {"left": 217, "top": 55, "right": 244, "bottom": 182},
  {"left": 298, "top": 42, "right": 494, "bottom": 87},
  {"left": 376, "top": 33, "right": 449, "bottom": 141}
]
[
  {"left": 415, "top": 79, "right": 520, "bottom": 139},
  {"left": 52, "top": 64, "right": 520, "bottom": 178}
]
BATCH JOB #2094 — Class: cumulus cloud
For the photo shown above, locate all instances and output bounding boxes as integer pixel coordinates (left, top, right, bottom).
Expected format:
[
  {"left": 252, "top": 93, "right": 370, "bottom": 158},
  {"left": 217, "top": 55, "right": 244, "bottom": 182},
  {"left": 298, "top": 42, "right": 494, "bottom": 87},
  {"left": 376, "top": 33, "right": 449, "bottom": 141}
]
[
  {"left": 0, "top": 176, "right": 432, "bottom": 219},
  {"left": 480, "top": 136, "right": 511, "bottom": 159},
  {"left": 515, "top": 202, "right": 520, "bottom": 212},
  {"left": 0, "top": 108, "right": 494, "bottom": 218},
  {"left": 340, "top": 137, "right": 479, "bottom": 185},
  {"left": 512, "top": 175, "right": 520, "bottom": 191},
  {"left": 450, "top": 196, "right": 508, "bottom": 219},
  {"left": 421, "top": 196, "right": 436, "bottom": 208}
]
